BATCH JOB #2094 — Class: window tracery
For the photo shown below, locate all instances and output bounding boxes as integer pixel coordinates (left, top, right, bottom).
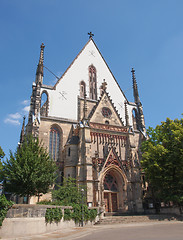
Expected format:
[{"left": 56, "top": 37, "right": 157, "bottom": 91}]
[
  {"left": 104, "top": 173, "right": 118, "bottom": 191},
  {"left": 89, "top": 65, "right": 97, "bottom": 100},
  {"left": 49, "top": 126, "right": 60, "bottom": 161}
]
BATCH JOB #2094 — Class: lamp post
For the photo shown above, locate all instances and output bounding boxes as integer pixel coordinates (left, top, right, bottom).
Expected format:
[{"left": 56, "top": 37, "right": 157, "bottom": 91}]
[{"left": 81, "top": 188, "right": 84, "bottom": 227}]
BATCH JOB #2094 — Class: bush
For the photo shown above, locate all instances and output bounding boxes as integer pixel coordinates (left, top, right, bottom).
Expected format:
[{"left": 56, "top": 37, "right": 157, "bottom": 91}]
[
  {"left": 0, "top": 195, "right": 13, "bottom": 226},
  {"left": 37, "top": 200, "right": 53, "bottom": 205},
  {"left": 64, "top": 208, "right": 72, "bottom": 221},
  {"left": 45, "top": 207, "right": 62, "bottom": 224},
  {"left": 72, "top": 204, "right": 97, "bottom": 223},
  {"left": 89, "top": 208, "right": 98, "bottom": 221}
]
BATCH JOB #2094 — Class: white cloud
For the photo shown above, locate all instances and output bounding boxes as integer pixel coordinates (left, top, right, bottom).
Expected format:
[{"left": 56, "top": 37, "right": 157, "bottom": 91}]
[
  {"left": 23, "top": 106, "right": 30, "bottom": 113},
  {"left": 21, "top": 100, "right": 29, "bottom": 105},
  {"left": 8, "top": 112, "right": 22, "bottom": 119},
  {"left": 4, "top": 118, "right": 21, "bottom": 126}
]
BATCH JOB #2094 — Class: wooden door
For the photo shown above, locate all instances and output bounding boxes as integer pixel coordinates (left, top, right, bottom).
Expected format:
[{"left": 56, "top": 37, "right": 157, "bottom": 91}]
[
  {"left": 111, "top": 193, "right": 118, "bottom": 212},
  {"left": 104, "top": 193, "right": 109, "bottom": 212}
]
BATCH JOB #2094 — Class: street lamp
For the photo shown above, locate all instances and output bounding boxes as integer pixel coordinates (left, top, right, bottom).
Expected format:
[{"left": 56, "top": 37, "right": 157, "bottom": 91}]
[{"left": 81, "top": 188, "right": 84, "bottom": 227}]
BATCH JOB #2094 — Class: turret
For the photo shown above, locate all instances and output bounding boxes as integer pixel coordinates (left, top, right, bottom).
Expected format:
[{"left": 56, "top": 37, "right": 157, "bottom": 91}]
[
  {"left": 131, "top": 68, "right": 145, "bottom": 132},
  {"left": 124, "top": 101, "right": 129, "bottom": 127},
  {"left": 19, "top": 116, "right": 26, "bottom": 146},
  {"left": 35, "top": 43, "right": 45, "bottom": 86},
  {"left": 27, "top": 43, "right": 45, "bottom": 137},
  {"left": 132, "top": 68, "right": 141, "bottom": 105}
]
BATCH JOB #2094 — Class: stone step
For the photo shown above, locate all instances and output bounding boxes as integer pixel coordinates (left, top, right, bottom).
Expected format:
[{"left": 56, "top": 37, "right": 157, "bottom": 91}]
[{"left": 95, "top": 214, "right": 183, "bottom": 225}]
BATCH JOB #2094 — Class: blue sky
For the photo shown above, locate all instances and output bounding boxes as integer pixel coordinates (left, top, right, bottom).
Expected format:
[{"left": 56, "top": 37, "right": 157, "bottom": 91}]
[{"left": 1, "top": 0, "right": 183, "bottom": 157}]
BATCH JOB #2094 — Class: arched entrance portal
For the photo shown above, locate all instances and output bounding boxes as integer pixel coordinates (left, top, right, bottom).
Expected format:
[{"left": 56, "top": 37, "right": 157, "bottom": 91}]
[{"left": 104, "top": 172, "right": 119, "bottom": 212}]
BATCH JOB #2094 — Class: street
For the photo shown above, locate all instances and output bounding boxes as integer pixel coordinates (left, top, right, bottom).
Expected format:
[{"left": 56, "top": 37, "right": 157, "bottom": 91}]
[{"left": 71, "top": 222, "right": 183, "bottom": 240}]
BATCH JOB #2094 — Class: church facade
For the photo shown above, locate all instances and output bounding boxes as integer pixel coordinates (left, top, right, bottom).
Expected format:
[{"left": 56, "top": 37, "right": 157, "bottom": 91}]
[{"left": 25, "top": 35, "right": 146, "bottom": 213}]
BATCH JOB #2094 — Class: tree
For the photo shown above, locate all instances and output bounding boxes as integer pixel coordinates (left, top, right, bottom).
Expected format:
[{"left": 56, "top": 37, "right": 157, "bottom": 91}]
[
  {"left": 52, "top": 177, "right": 86, "bottom": 206},
  {"left": 0, "top": 146, "right": 5, "bottom": 181},
  {"left": 141, "top": 118, "right": 183, "bottom": 212},
  {"left": 3, "top": 135, "right": 57, "bottom": 203}
]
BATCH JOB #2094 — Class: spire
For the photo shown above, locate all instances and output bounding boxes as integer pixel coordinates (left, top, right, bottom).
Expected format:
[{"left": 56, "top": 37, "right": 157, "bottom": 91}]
[
  {"left": 36, "top": 43, "right": 45, "bottom": 84},
  {"left": 131, "top": 68, "right": 140, "bottom": 105},
  {"left": 20, "top": 116, "right": 26, "bottom": 145},
  {"left": 124, "top": 101, "right": 129, "bottom": 126}
]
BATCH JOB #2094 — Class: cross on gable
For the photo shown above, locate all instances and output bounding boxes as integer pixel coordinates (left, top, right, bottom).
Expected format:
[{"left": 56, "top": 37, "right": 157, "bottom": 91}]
[{"left": 88, "top": 32, "right": 94, "bottom": 39}]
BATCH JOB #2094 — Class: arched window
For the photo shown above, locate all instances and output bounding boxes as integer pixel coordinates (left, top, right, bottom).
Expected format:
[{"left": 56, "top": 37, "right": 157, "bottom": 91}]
[
  {"left": 89, "top": 65, "right": 97, "bottom": 100},
  {"left": 49, "top": 126, "right": 60, "bottom": 161},
  {"left": 104, "top": 173, "right": 118, "bottom": 191},
  {"left": 132, "top": 109, "right": 138, "bottom": 130},
  {"left": 80, "top": 81, "right": 86, "bottom": 98},
  {"left": 40, "top": 91, "right": 48, "bottom": 117},
  {"left": 68, "top": 147, "right": 71, "bottom": 157}
]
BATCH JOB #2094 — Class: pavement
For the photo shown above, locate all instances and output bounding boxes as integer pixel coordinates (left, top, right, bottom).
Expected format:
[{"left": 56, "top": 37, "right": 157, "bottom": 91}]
[{"left": 4, "top": 220, "right": 183, "bottom": 240}]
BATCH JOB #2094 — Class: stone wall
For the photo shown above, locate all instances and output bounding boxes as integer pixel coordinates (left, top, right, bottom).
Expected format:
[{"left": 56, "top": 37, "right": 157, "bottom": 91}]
[{"left": 0, "top": 204, "right": 99, "bottom": 239}]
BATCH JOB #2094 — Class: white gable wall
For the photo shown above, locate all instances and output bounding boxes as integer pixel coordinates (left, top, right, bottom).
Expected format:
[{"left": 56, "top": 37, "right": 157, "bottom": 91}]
[{"left": 41, "top": 40, "right": 134, "bottom": 125}]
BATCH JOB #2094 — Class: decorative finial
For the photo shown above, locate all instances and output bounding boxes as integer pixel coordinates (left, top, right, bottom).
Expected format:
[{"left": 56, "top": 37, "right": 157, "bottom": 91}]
[
  {"left": 100, "top": 79, "right": 107, "bottom": 95},
  {"left": 124, "top": 101, "right": 129, "bottom": 126},
  {"left": 39, "top": 43, "right": 45, "bottom": 64},
  {"left": 19, "top": 116, "right": 26, "bottom": 146},
  {"left": 88, "top": 32, "right": 94, "bottom": 39},
  {"left": 131, "top": 68, "right": 140, "bottom": 105},
  {"left": 36, "top": 43, "right": 45, "bottom": 79}
]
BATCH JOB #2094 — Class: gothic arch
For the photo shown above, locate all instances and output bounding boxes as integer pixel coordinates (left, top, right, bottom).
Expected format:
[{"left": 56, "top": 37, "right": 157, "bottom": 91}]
[
  {"left": 88, "top": 65, "right": 97, "bottom": 100},
  {"left": 49, "top": 124, "right": 63, "bottom": 162},
  {"left": 41, "top": 90, "right": 49, "bottom": 117},
  {"left": 79, "top": 81, "right": 86, "bottom": 98},
  {"left": 132, "top": 108, "right": 138, "bottom": 130},
  {"left": 99, "top": 165, "right": 127, "bottom": 212}
]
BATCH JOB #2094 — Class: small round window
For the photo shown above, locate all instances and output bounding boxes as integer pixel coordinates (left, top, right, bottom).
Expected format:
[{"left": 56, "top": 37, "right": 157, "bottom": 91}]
[{"left": 102, "top": 107, "right": 112, "bottom": 118}]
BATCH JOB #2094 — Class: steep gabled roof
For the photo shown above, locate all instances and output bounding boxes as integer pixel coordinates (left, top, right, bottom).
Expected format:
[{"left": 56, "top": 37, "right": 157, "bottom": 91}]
[{"left": 53, "top": 38, "right": 128, "bottom": 102}]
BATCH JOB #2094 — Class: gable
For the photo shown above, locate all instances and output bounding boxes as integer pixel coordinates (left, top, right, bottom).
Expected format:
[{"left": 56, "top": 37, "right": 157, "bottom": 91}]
[
  {"left": 89, "top": 91, "right": 124, "bottom": 126},
  {"left": 41, "top": 38, "right": 129, "bottom": 123},
  {"left": 103, "top": 148, "right": 122, "bottom": 169}
]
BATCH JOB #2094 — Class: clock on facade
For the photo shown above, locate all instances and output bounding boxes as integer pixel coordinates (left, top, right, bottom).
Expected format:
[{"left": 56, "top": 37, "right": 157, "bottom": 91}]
[{"left": 102, "top": 107, "right": 112, "bottom": 118}]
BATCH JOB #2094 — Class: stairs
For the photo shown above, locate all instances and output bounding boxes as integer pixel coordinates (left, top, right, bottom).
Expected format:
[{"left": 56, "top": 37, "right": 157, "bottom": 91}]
[{"left": 96, "top": 214, "right": 183, "bottom": 225}]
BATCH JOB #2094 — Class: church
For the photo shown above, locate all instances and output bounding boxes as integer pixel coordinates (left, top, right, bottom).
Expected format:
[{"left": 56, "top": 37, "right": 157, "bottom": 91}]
[{"left": 25, "top": 33, "right": 146, "bottom": 213}]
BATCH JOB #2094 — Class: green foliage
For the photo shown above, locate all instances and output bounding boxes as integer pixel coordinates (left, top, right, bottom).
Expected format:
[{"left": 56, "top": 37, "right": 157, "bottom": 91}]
[
  {"left": 3, "top": 135, "right": 57, "bottom": 200},
  {"left": 89, "top": 208, "right": 98, "bottom": 221},
  {"left": 37, "top": 200, "right": 53, "bottom": 205},
  {"left": 52, "top": 177, "right": 86, "bottom": 206},
  {"left": 141, "top": 118, "right": 183, "bottom": 206},
  {"left": 45, "top": 207, "right": 62, "bottom": 223},
  {"left": 0, "top": 195, "right": 13, "bottom": 226},
  {"left": 72, "top": 204, "right": 97, "bottom": 223},
  {"left": 0, "top": 146, "right": 5, "bottom": 181},
  {"left": 64, "top": 208, "right": 72, "bottom": 221}
]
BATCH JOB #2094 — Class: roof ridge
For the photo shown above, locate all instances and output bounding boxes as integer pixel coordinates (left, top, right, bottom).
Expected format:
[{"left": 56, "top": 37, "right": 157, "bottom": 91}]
[{"left": 53, "top": 38, "right": 92, "bottom": 89}]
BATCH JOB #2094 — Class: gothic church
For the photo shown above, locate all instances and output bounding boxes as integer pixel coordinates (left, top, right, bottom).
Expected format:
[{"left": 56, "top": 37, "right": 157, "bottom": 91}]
[{"left": 25, "top": 35, "right": 146, "bottom": 213}]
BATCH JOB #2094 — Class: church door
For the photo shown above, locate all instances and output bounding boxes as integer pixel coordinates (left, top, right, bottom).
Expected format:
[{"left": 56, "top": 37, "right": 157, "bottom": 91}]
[
  {"left": 104, "top": 172, "right": 118, "bottom": 212},
  {"left": 111, "top": 193, "right": 118, "bottom": 212},
  {"left": 104, "top": 193, "right": 109, "bottom": 212}
]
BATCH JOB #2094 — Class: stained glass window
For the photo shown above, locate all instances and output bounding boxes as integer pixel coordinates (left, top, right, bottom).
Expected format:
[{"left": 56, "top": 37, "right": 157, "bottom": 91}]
[
  {"left": 49, "top": 127, "right": 60, "bottom": 161},
  {"left": 102, "top": 107, "right": 112, "bottom": 118},
  {"left": 104, "top": 173, "right": 118, "bottom": 191}
]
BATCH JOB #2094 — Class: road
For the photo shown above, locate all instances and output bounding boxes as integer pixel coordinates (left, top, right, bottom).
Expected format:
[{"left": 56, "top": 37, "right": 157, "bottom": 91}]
[{"left": 70, "top": 222, "right": 183, "bottom": 240}]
